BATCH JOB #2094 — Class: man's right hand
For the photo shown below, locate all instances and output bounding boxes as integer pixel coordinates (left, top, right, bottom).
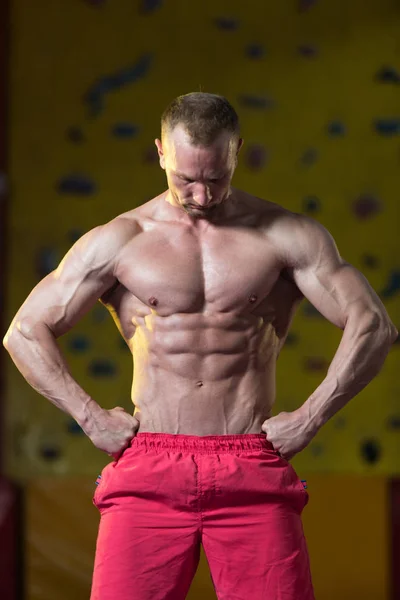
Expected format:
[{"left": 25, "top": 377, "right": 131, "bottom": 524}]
[{"left": 86, "top": 406, "right": 141, "bottom": 460}]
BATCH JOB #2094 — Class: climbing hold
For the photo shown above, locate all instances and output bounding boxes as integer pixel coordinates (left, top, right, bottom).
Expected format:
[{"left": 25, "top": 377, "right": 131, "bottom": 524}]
[
  {"left": 302, "top": 195, "right": 320, "bottom": 214},
  {"left": 67, "top": 419, "right": 84, "bottom": 435},
  {"left": 361, "top": 254, "right": 380, "bottom": 269},
  {"left": 68, "top": 335, "right": 91, "bottom": 353},
  {"left": 36, "top": 248, "right": 59, "bottom": 278},
  {"left": 387, "top": 415, "right": 400, "bottom": 430},
  {"left": 89, "top": 359, "right": 117, "bottom": 378},
  {"left": 57, "top": 174, "right": 97, "bottom": 196},
  {"left": 374, "top": 118, "right": 400, "bottom": 136},
  {"left": 84, "top": 54, "right": 153, "bottom": 118},
  {"left": 361, "top": 439, "right": 381, "bottom": 464},
  {"left": 375, "top": 66, "right": 400, "bottom": 84},
  {"left": 245, "top": 144, "right": 268, "bottom": 170},
  {"left": 352, "top": 194, "right": 382, "bottom": 220},
  {"left": 245, "top": 44, "right": 265, "bottom": 59},
  {"left": 327, "top": 120, "right": 346, "bottom": 136},
  {"left": 112, "top": 123, "right": 140, "bottom": 139},
  {"left": 381, "top": 270, "right": 400, "bottom": 299},
  {"left": 238, "top": 95, "right": 275, "bottom": 110},
  {"left": 40, "top": 444, "right": 62, "bottom": 461}
]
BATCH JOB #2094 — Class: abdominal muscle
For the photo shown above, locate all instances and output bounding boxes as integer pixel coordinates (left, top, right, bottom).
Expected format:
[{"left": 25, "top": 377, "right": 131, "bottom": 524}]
[{"left": 130, "top": 311, "right": 278, "bottom": 436}]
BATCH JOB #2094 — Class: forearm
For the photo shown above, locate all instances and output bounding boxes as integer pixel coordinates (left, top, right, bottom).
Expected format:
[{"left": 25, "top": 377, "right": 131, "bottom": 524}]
[
  {"left": 3, "top": 321, "right": 103, "bottom": 433},
  {"left": 300, "top": 312, "right": 397, "bottom": 430}
]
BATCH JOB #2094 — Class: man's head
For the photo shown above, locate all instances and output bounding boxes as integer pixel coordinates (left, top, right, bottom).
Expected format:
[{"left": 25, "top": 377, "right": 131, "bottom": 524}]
[{"left": 155, "top": 93, "right": 243, "bottom": 219}]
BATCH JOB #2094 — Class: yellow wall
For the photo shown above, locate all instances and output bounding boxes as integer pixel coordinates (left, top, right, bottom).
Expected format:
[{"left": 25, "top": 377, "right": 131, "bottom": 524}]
[
  {"left": 6, "top": 0, "right": 400, "bottom": 479},
  {"left": 6, "top": 0, "right": 400, "bottom": 597}
]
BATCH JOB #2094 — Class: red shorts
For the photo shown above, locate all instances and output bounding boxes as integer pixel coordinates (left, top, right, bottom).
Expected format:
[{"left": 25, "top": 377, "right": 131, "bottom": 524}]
[{"left": 91, "top": 433, "right": 314, "bottom": 600}]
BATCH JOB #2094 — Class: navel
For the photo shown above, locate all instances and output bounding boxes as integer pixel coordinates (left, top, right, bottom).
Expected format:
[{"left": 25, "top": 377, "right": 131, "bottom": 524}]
[
  {"left": 248, "top": 294, "right": 258, "bottom": 304},
  {"left": 149, "top": 296, "right": 158, "bottom": 307},
  {"left": 196, "top": 381, "right": 204, "bottom": 387}
]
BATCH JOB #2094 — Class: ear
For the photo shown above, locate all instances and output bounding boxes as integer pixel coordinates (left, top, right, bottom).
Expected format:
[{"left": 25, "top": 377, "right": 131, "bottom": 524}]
[
  {"left": 237, "top": 138, "right": 244, "bottom": 155},
  {"left": 155, "top": 138, "right": 166, "bottom": 170}
]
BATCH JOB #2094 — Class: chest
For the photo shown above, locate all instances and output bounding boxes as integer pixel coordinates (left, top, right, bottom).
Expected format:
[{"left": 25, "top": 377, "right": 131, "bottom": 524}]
[{"left": 116, "top": 224, "right": 282, "bottom": 315}]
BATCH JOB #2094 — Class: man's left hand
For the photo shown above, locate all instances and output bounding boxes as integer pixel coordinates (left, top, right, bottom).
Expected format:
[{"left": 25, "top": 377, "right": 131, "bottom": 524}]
[{"left": 261, "top": 408, "right": 317, "bottom": 461}]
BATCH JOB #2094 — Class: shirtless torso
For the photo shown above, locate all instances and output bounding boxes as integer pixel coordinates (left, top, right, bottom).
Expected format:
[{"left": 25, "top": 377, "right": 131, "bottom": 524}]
[
  {"left": 4, "top": 113, "right": 395, "bottom": 461},
  {"left": 101, "top": 190, "right": 303, "bottom": 436}
]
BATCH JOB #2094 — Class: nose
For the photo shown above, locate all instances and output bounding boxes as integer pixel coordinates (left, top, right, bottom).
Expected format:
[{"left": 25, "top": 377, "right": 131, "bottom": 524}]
[{"left": 192, "top": 184, "right": 212, "bottom": 206}]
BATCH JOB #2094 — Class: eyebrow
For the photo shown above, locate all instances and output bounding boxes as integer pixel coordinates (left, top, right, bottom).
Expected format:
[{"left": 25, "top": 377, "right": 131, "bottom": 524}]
[{"left": 174, "top": 171, "right": 225, "bottom": 180}]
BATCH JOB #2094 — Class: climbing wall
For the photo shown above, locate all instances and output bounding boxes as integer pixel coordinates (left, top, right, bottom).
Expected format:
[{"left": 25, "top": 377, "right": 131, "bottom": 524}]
[{"left": 5, "top": 0, "right": 400, "bottom": 484}]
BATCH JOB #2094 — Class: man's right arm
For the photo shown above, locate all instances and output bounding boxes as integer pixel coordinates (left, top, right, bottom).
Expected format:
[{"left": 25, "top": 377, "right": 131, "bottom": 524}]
[{"left": 3, "top": 219, "right": 134, "bottom": 440}]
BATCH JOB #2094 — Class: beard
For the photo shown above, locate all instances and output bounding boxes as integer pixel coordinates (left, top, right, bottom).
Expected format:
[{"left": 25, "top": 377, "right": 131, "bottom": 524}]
[{"left": 183, "top": 201, "right": 221, "bottom": 220}]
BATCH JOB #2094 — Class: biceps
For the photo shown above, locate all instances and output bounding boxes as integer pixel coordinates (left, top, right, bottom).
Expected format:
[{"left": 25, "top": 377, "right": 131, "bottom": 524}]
[
  {"left": 12, "top": 268, "right": 115, "bottom": 339},
  {"left": 293, "top": 262, "right": 383, "bottom": 329}
]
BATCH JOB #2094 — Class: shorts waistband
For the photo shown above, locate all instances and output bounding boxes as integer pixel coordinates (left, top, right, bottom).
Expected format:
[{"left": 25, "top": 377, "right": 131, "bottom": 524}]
[{"left": 130, "top": 432, "right": 274, "bottom": 455}]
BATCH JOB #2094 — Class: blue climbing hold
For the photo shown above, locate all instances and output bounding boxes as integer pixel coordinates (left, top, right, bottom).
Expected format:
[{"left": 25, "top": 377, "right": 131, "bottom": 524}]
[
  {"left": 57, "top": 174, "right": 97, "bottom": 196},
  {"left": 84, "top": 54, "right": 153, "bottom": 118},
  {"left": 376, "top": 66, "right": 400, "bottom": 84},
  {"left": 89, "top": 359, "right": 118, "bottom": 378},
  {"left": 327, "top": 120, "right": 346, "bottom": 136},
  {"left": 68, "top": 335, "right": 91, "bottom": 353},
  {"left": 361, "top": 439, "right": 381, "bottom": 464},
  {"left": 67, "top": 419, "right": 85, "bottom": 435},
  {"left": 40, "top": 444, "right": 62, "bottom": 461},
  {"left": 374, "top": 118, "right": 400, "bottom": 136},
  {"left": 381, "top": 270, "right": 400, "bottom": 299},
  {"left": 112, "top": 123, "right": 140, "bottom": 138},
  {"left": 36, "top": 248, "right": 60, "bottom": 278},
  {"left": 302, "top": 195, "right": 320, "bottom": 213}
]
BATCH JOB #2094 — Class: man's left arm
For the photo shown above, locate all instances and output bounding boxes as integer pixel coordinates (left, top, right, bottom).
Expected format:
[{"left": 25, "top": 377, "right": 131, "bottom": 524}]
[{"left": 263, "top": 215, "right": 398, "bottom": 459}]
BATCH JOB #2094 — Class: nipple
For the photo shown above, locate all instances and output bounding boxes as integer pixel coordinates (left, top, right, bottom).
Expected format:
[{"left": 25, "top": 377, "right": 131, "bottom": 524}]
[
  {"left": 248, "top": 294, "right": 258, "bottom": 304},
  {"left": 149, "top": 296, "right": 158, "bottom": 307}
]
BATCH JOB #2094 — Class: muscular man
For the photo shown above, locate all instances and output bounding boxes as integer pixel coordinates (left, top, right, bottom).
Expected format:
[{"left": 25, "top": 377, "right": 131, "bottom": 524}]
[{"left": 3, "top": 93, "right": 397, "bottom": 600}]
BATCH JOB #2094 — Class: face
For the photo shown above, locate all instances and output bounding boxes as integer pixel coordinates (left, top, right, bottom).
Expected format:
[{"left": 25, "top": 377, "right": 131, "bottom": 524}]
[{"left": 155, "top": 124, "right": 243, "bottom": 220}]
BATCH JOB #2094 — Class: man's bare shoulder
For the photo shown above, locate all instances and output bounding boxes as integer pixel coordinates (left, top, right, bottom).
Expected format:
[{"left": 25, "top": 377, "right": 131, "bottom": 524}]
[
  {"left": 234, "top": 189, "right": 294, "bottom": 226},
  {"left": 114, "top": 193, "right": 167, "bottom": 225}
]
